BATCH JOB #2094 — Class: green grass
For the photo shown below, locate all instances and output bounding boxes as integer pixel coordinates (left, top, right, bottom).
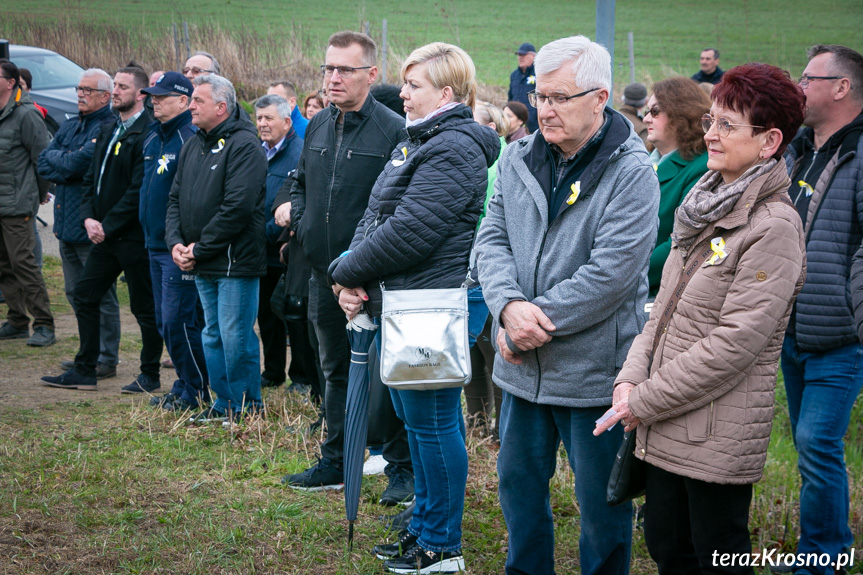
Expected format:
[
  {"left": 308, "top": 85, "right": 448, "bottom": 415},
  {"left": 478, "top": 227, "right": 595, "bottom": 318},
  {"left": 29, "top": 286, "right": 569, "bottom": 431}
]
[{"left": 3, "top": 0, "right": 861, "bottom": 92}]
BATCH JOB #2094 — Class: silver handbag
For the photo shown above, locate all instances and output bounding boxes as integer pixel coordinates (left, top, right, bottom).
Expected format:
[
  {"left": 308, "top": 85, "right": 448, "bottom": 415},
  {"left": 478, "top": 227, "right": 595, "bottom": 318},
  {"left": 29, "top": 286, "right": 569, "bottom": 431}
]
[{"left": 380, "top": 287, "right": 471, "bottom": 390}]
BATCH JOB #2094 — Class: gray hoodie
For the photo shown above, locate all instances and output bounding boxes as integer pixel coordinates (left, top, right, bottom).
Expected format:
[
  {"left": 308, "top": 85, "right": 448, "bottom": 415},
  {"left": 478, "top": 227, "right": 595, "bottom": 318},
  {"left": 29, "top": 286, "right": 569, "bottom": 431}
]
[{"left": 475, "top": 111, "right": 660, "bottom": 408}]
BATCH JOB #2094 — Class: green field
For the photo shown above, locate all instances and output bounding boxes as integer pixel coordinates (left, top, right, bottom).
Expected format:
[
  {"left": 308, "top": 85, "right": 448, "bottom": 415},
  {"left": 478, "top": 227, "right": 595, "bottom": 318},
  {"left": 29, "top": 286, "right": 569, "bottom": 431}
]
[{"left": 3, "top": 0, "right": 862, "bottom": 92}]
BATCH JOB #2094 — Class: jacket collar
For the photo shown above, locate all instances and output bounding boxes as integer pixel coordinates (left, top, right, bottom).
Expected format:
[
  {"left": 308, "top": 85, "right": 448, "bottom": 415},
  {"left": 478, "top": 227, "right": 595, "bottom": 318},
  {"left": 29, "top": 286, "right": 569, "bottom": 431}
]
[
  {"left": 117, "top": 108, "right": 151, "bottom": 140},
  {"left": 198, "top": 104, "right": 256, "bottom": 146},
  {"left": 0, "top": 87, "right": 31, "bottom": 121},
  {"left": 79, "top": 103, "right": 114, "bottom": 127},
  {"left": 325, "top": 93, "right": 378, "bottom": 127},
  {"left": 655, "top": 149, "right": 688, "bottom": 183},
  {"left": 150, "top": 109, "right": 193, "bottom": 139},
  {"left": 405, "top": 104, "right": 473, "bottom": 143}
]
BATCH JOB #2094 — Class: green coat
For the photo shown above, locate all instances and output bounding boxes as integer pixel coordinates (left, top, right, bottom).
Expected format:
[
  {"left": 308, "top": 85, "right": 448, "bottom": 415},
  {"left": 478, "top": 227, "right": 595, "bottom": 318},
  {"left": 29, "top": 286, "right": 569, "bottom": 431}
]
[
  {"left": 0, "top": 88, "right": 50, "bottom": 217},
  {"left": 648, "top": 149, "right": 709, "bottom": 295}
]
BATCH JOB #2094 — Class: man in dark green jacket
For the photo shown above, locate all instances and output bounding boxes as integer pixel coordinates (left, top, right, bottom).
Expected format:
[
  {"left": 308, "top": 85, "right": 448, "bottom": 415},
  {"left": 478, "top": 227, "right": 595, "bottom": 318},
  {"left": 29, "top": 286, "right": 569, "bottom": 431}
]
[{"left": 0, "top": 59, "right": 54, "bottom": 347}]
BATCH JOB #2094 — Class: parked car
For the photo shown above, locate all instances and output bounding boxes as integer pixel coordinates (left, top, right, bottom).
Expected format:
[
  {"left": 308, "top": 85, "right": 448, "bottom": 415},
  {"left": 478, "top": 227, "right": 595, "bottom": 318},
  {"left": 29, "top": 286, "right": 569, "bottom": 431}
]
[{"left": 8, "top": 44, "right": 85, "bottom": 134}]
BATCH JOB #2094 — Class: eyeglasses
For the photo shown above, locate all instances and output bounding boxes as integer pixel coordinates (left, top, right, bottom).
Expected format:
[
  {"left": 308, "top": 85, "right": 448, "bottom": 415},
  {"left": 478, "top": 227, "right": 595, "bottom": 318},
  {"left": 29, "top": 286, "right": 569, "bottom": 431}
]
[
  {"left": 701, "top": 114, "right": 765, "bottom": 137},
  {"left": 644, "top": 105, "right": 662, "bottom": 118},
  {"left": 76, "top": 86, "right": 108, "bottom": 96},
  {"left": 151, "top": 93, "right": 181, "bottom": 100},
  {"left": 182, "top": 66, "right": 214, "bottom": 76},
  {"left": 527, "top": 88, "right": 599, "bottom": 108},
  {"left": 320, "top": 65, "right": 372, "bottom": 78},
  {"left": 798, "top": 74, "right": 842, "bottom": 88}
]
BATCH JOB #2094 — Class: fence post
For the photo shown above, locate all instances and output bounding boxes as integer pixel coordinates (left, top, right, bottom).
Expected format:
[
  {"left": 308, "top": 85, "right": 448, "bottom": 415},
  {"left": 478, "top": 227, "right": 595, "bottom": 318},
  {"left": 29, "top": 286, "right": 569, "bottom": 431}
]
[
  {"left": 381, "top": 19, "right": 388, "bottom": 85},
  {"left": 596, "top": 0, "right": 616, "bottom": 97},
  {"left": 628, "top": 31, "right": 635, "bottom": 84},
  {"left": 183, "top": 21, "right": 191, "bottom": 60},
  {"left": 364, "top": 21, "right": 370, "bottom": 36},
  {"left": 173, "top": 23, "right": 180, "bottom": 72}
]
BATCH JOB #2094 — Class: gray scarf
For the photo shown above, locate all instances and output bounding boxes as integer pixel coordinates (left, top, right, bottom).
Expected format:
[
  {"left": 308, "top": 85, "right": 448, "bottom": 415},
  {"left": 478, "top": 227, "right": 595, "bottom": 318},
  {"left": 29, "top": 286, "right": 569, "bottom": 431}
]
[{"left": 672, "top": 159, "right": 777, "bottom": 256}]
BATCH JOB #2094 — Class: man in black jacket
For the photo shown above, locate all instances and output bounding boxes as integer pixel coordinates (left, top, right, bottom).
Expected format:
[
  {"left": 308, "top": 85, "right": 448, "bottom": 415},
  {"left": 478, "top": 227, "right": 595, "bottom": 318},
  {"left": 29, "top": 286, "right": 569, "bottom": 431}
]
[
  {"left": 42, "top": 66, "right": 163, "bottom": 393},
  {"left": 273, "top": 31, "right": 412, "bottom": 499},
  {"left": 778, "top": 44, "right": 863, "bottom": 575},
  {"left": 165, "top": 74, "right": 267, "bottom": 423}
]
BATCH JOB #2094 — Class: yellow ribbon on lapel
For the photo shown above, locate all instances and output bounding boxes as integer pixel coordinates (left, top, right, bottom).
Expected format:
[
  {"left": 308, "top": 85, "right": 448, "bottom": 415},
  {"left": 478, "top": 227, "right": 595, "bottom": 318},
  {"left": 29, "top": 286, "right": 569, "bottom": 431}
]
[
  {"left": 798, "top": 180, "right": 814, "bottom": 197},
  {"left": 211, "top": 138, "right": 226, "bottom": 154},
  {"left": 114, "top": 141, "right": 122, "bottom": 156},
  {"left": 566, "top": 181, "right": 581, "bottom": 205},
  {"left": 157, "top": 155, "right": 170, "bottom": 174},
  {"left": 707, "top": 237, "right": 727, "bottom": 265},
  {"left": 391, "top": 147, "right": 408, "bottom": 167}
]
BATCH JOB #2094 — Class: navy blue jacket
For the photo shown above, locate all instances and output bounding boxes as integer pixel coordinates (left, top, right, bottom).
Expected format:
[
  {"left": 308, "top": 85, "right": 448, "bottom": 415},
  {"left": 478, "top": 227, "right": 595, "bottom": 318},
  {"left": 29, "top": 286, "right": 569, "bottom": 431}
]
[
  {"left": 37, "top": 104, "right": 115, "bottom": 244},
  {"left": 508, "top": 64, "right": 538, "bottom": 133},
  {"left": 787, "top": 114, "right": 863, "bottom": 351},
  {"left": 140, "top": 110, "right": 197, "bottom": 251},
  {"left": 264, "top": 130, "right": 303, "bottom": 267},
  {"left": 332, "top": 105, "right": 501, "bottom": 314}
]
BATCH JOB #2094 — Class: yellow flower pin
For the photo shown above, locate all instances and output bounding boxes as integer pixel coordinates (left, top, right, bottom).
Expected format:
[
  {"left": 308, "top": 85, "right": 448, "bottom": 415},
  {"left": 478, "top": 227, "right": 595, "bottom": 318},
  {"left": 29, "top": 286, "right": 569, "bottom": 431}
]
[
  {"left": 156, "top": 155, "right": 170, "bottom": 175},
  {"left": 391, "top": 146, "right": 408, "bottom": 167},
  {"left": 798, "top": 180, "right": 814, "bottom": 197},
  {"left": 566, "top": 181, "right": 581, "bottom": 205}
]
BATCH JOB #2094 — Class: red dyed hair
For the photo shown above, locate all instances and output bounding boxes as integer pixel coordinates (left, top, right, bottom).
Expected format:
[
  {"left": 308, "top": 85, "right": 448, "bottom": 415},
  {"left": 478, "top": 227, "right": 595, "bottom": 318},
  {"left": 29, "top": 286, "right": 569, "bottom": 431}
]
[{"left": 711, "top": 63, "right": 805, "bottom": 159}]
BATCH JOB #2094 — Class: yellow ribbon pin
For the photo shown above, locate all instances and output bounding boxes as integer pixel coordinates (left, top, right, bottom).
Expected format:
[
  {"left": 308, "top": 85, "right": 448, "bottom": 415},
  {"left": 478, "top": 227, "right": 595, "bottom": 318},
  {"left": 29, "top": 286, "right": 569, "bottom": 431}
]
[
  {"left": 391, "top": 146, "right": 408, "bottom": 167},
  {"left": 210, "top": 138, "right": 226, "bottom": 154},
  {"left": 156, "top": 155, "right": 170, "bottom": 175},
  {"left": 707, "top": 237, "right": 727, "bottom": 265},
  {"left": 114, "top": 141, "right": 122, "bottom": 155},
  {"left": 798, "top": 180, "right": 814, "bottom": 197},
  {"left": 566, "top": 181, "right": 581, "bottom": 205}
]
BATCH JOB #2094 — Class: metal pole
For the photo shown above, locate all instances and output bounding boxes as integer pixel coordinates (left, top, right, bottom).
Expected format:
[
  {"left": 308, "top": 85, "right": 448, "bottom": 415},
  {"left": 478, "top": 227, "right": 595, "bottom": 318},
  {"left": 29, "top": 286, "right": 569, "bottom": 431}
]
[
  {"left": 381, "top": 19, "right": 388, "bottom": 85},
  {"left": 595, "top": 0, "right": 616, "bottom": 97},
  {"left": 628, "top": 31, "right": 635, "bottom": 84},
  {"left": 364, "top": 21, "right": 369, "bottom": 37}
]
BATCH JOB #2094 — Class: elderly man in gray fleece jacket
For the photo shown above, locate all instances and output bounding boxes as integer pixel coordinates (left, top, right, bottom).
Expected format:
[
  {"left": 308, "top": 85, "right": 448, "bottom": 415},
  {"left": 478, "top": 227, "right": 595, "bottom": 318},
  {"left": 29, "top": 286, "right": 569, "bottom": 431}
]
[{"left": 475, "top": 36, "right": 660, "bottom": 575}]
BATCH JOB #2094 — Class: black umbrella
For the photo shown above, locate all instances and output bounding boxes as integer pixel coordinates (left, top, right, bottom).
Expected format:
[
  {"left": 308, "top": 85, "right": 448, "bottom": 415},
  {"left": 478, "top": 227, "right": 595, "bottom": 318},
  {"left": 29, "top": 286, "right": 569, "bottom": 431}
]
[{"left": 344, "top": 311, "right": 378, "bottom": 548}]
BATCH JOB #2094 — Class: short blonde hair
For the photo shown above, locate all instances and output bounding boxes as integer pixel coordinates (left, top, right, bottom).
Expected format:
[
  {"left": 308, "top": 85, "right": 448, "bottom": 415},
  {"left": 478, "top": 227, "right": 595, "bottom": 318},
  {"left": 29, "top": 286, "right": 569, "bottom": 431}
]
[
  {"left": 400, "top": 42, "right": 477, "bottom": 110},
  {"left": 474, "top": 102, "right": 509, "bottom": 138}
]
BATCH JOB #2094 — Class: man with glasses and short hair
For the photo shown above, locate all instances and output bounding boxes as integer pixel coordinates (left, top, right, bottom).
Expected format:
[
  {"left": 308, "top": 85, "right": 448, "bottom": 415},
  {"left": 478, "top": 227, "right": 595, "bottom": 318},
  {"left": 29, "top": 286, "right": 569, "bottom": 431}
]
[
  {"left": 774, "top": 44, "right": 863, "bottom": 575},
  {"left": 273, "top": 31, "right": 413, "bottom": 500},
  {"left": 139, "top": 72, "right": 210, "bottom": 412},
  {"left": 38, "top": 68, "right": 121, "bottom": 376},
  {"left": 475, "top": 36, "right": 660, "bottom": 575},
  {"left": 691, "top": 48, "right": 724, "bottom": 84},
  {"left": 0, "top": 58, "right": 55, "bottom": 347},
  {"left": 182, "top": 51, "right": 220, "bottom": 80},
  {"left": 42, "top": 66, "right": 163, "bottom": 393}
]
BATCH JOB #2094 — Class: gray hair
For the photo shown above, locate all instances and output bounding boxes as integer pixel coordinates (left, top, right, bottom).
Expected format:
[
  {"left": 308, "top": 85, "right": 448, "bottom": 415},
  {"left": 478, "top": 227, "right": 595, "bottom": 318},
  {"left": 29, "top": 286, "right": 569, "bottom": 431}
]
[
  {"left": 81, "top": 68, "right": 113, "bottom": 92},
  {"left": 254, "top": 94, "right": 292, "bottom": 120},
  {"left": 534, "top": 36, "right": 612, "bottom": 92},
  {"left": 194, "top": 74, "right": 236, "bottom": 115},
  {"left": 193, "top": 50, "right": 221, "bottom": 75}
]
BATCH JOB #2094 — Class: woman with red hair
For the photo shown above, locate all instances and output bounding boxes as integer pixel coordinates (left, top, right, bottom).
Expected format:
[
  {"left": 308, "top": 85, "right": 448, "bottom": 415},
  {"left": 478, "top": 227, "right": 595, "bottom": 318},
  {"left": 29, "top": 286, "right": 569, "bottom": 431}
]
[{"left": 596, "top": 63, "right": 808, "bottom": 574}]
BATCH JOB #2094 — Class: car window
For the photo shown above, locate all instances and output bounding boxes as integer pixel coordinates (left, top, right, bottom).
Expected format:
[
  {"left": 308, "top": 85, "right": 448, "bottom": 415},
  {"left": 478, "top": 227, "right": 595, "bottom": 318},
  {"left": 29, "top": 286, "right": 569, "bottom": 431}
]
[{"left": 11, "top": 53, "right": 84, "bottom": 90}]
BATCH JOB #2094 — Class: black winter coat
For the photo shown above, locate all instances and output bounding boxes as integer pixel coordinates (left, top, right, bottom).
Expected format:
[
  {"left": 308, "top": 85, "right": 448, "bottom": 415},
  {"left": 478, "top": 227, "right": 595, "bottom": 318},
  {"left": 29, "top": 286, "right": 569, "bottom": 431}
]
[
  {"left": 331, "top": 105, "right": 501, "bottom": 311},
  {"left": 280, "top": 94, "right": 403, "bottom": 275},
  {"left": 80, "top": 109, "right": 153, "bottom": 241},
  {"left": 165, "top": 106, "right": 268, "bottom": 277}
]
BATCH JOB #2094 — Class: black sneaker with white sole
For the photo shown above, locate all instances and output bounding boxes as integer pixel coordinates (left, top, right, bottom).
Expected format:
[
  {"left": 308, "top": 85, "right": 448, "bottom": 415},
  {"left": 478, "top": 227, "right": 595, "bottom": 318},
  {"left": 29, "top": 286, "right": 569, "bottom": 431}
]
[
  {"left": 188, "top": 407, "right": 230, "bottom": 424},
  {"left": 379, "top": 466, "right": 415, "bottom": 507},
  {"left": 374, "top": 529, "right": 418, "bottom": 560},
  {"left": 281, "top": 457, "right": 344, "bottom": 491},
  {"left": 384, "top": 545, "right": 465, "bottom": 574}
]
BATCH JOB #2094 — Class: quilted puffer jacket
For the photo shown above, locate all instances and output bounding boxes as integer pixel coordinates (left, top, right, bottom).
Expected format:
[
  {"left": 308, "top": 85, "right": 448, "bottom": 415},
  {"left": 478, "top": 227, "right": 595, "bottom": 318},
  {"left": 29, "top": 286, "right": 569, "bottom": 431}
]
[
  {"left": 616, "top": 159, "right": 806, "bottom": 484},
  {"left": 331, "top": 104, "right": 500, "bottom": 309}
]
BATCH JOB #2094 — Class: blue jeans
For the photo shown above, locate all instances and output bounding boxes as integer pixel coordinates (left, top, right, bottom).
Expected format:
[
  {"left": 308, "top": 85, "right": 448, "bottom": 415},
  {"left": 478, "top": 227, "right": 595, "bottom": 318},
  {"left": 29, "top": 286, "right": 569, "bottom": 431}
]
[
  {"left": 389, "top": 385, "right": 467, "bottom": 553},
  {"left": 150, "top": 251, "right": 209, "bottom": 404},
  {"left": 498, "top": 391, "right": 632, "bottom": 575},
  {"left": 195, "top": 275, "right": 261, "bottom": 413},
  {"left": 781, "top": 335, "right": 863, "bottom": 574}
]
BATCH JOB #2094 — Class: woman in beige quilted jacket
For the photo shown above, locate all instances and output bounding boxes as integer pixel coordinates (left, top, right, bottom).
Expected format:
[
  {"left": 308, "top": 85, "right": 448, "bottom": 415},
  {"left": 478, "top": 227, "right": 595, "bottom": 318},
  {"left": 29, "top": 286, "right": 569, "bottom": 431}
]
[{"left": 595, "top": 64, "right": 807, "bottom": 574}]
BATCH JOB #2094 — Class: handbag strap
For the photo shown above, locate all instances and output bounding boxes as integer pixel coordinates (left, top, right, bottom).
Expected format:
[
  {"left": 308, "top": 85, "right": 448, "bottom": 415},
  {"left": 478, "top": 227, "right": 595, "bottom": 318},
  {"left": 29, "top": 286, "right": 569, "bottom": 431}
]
[{"left": 650, "top": 192, "right": 791, "bottom": 361}]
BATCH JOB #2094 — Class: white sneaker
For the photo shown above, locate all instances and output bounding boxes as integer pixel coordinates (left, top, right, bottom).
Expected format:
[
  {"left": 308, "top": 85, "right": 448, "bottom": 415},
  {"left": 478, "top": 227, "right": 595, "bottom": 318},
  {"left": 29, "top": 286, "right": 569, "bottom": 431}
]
[{"left": 363, "top": 454, "right": 388, "bottom": 476}]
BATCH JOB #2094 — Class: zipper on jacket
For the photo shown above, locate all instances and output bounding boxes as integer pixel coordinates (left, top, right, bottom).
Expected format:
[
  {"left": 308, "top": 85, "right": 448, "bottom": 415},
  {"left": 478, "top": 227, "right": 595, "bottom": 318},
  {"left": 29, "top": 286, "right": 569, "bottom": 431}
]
[
  {"left": 531, "top": 229, "right": 551, "bottom": 402},
  {"left": 707, "top": 400, "right": 715, "bottom": 440},
  {"left": 347, "top": 149, "right": 386, "bottom": 160}
]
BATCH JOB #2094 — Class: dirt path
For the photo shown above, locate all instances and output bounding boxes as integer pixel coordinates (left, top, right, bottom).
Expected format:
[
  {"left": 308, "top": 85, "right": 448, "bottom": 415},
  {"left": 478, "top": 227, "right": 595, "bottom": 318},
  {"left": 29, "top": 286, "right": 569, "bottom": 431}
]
[{"left": 0, "top": 308, "right": 287, "bottom": 411}]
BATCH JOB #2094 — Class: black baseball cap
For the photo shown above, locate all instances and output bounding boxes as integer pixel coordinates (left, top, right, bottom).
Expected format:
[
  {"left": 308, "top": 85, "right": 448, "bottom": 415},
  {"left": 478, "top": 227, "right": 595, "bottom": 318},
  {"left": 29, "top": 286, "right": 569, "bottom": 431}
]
[
  {"left": 515, "top": 43, "right": 536, "bottom": 55},
  {"left": 141, "top": 71, "right": 193, "bottom": 96}
]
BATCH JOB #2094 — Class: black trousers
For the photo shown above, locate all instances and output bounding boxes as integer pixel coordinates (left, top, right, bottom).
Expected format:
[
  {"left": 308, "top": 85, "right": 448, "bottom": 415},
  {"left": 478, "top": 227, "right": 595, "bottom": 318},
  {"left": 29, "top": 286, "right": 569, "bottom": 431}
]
[
  {"left": 73, "top": 239, "right": 162, "bottom": 379},
  {"left": 309, "top": 270, "right": 410, "bottom": 471},
  {"left": 258, "top": 265, "right": 287, "bottom": 384},
  {"left": 643, "top": 462, "right": 755, "bottom": 575}
]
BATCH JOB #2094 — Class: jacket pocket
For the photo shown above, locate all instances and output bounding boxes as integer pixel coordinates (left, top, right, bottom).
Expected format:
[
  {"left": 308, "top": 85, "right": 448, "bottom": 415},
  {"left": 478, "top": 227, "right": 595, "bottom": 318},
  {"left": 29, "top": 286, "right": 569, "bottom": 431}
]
[
  {"left": 346, "top": 149, "right": 386, "bottom": 160},
  {"left": 309, "top": 146, "right": 327, "bottom": 156},
  {"left": 685, "top": 400, "right": 714, "bottom": 442}
]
